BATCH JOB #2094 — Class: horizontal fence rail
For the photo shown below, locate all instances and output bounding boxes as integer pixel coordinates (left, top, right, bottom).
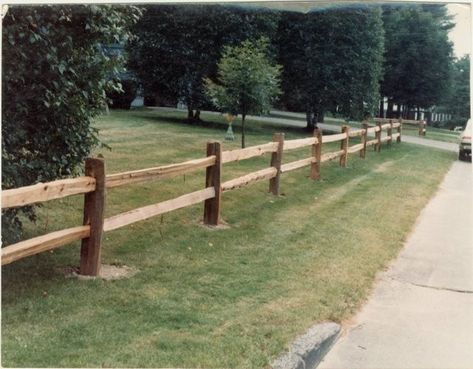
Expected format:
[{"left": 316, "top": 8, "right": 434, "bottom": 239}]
[
  {"left": 221, "top": 142, "right": 278, "bottom": 164},
  {"left": 2, "top": 226, "right": 91, "bottom": 266},
  {"left": 1, "top": 120, "right": 402, "bottom": 275},
  {"left": 103, "top": 187, "right": 215, "bottom": 232},
  {"left": 106, "top": 156, "right": 216, "bottom": 188},
  {"left": 2, "top": 177, "right": 96, "bottom": 209}
]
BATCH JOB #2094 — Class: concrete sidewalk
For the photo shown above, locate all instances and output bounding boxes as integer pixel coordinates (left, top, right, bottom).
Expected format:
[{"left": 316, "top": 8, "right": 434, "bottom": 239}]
[{"left": 319, "top": 160, "right": 473, "bottom": 369}]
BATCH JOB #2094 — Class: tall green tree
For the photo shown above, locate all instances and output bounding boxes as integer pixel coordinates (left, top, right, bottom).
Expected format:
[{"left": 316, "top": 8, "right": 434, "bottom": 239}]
[
  {"left": 381, "top": 5, "right": 454, "bottom": 119},
  {"left": 127, "top": 4, "right": 279, "bottom": 121},
  {"left": 444, "top": 56, "right": 470, "bottom": 122},
  {"left": 205, "top": 38, "right": 281, "bottom": 148},
  {"left": 2, "top": 5, "right": 140, "bottom": 243},
  {"left": 277, "top": 6, "right": 384, "bottom": 129}
]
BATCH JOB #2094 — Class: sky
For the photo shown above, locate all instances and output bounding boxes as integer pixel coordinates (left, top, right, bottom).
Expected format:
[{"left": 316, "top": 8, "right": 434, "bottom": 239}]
[{"left": 447, "top": 3, "right": 471, "bottom": 58}]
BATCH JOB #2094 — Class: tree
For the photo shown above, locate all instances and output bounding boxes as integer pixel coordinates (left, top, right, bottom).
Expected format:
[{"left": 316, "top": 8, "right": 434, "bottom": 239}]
[
  {"left": 205, "top": 38, "right": 281, "bottom": 148},
  {"left": 2, "top": 5, "right": 140, "bottom": 243},
  {"left": 381, "top": 5, "right": 454, "bottom": 119},
  {"left": 127, "top": 4, "right": 280, "bottom": 121},
  {"left": 277, "top": 6, "right": 384, "bottom": 129},
  {"left": 443, "top": 56, "right": 470, "bottom": 122}
]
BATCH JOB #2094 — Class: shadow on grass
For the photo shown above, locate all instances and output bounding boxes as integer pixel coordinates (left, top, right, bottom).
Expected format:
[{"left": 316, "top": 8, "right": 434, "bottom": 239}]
[{"left": 129, "top": 108, "right": 334, "bottom": 137}]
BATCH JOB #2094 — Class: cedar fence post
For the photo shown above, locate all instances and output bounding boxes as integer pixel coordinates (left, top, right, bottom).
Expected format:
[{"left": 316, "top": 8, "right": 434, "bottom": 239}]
[
  {"left": 418, "top": 121, "right": 422, "bottom": 136},
  {"left": 397, "top": 118, "right": 402, "bottom": 143},
  {"left": 376, "top": 122, "right": 382, "bottom": 152},
  {"left": 80, "top": 158, "right": 106, "bottom": 276},
  {"left": 311, "top": 128, "right": 322, "bottom": 180},
  {"left": 388, "top": 119, "right": 393, "bottom": 147},
  {"left": 423, "top": 120, "right": 427, "bottom": 136},
  {"left": 340, "top": 125, "right": 349, "bottom": 167},
  {"left": 269, "top": 133, "right": 284, "bottom": 195},
  {"left": 361, "top": 122, "right": 369, "bottom": 159},
  {"left": 203, "top": 141, "right": 222, "bottom": 226}
]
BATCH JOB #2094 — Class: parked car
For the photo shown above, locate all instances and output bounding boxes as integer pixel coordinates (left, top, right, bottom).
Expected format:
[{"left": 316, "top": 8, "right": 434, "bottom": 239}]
[{"left": 459, "top": 119, "right": 471, "bottom": 161}]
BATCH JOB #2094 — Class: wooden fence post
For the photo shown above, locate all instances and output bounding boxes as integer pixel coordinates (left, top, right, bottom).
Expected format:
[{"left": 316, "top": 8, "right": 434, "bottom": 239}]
[
  {"left": 269, "top": 133, "right": 284, "bottom": 195},
  {"left": 397, "top": 118, "right": 402, "bottom": 143},
  {"left": 361, "top": 122, "right": 369, "bottom": 159},
  {"left": 203, "top": 141, "right": 222, "bottom": 226},
  {"left": 376, "top": 122, "right": 382, "bottom": 152},
  {"left": 388, "top": 119, "right": 393, "bottom": 147},
  {"left": 423, "top": 120, "right": 427, "bottom": 136},
  {"left": 311, "top": 128, "right": 322, "bottom": 180},
  {"left": 80, "top": 158, "right": 105, "bottom": 276},
  {"left": 340, "top": 125, "right": 349, "bottom": 167},
  {"left": 418, "top": 121, "right": 423, "bottom": 136}
]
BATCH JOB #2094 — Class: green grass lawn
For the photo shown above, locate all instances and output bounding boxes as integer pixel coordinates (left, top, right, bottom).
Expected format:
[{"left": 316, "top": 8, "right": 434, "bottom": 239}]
[{"left": 2, "top": 108, "right": 455, "bottom": 368}]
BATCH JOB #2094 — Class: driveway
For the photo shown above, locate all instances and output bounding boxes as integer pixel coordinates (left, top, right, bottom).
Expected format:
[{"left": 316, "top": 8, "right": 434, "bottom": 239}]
[{"left": 318, "top": 160, "right": 473, "bottom": 369}]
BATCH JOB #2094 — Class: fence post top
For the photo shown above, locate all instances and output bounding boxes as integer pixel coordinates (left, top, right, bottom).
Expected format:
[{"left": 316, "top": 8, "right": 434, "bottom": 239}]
[{"left": 273, "top": 132, "right": 285, "bottom": 139}]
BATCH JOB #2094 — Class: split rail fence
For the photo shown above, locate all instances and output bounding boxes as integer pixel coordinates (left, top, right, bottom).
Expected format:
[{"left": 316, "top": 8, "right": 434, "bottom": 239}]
[
  {"left": 1, "top": 122, "right": 402, "bottom": 276},
  {"left": 373, "top": 117, "right": 426, "bottom": 136}
]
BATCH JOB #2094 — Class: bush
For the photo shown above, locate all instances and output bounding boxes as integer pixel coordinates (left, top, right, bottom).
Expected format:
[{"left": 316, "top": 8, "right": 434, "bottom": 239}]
[{"left": 1, "top": 5, "right": 141, "bottom": 244}]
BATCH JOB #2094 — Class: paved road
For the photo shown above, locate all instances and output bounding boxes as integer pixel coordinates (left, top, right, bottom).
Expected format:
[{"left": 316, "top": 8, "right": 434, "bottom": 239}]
[
  {"left": 319, "top": 160, "right": 473, "bottom": 369},
  {"left": 150, "top": 107, "right": 458, "bottom": 153}
]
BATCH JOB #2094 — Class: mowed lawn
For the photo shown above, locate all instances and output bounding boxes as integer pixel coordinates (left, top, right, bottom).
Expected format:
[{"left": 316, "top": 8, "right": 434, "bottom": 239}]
[{"left": 2, "top": 109, "right": 455, "bottom": 368}]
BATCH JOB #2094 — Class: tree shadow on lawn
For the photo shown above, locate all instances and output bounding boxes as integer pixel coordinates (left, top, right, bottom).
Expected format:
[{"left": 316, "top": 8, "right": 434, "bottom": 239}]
[{"left": 133, "top": 110, "right": 328, "bottom": 137}]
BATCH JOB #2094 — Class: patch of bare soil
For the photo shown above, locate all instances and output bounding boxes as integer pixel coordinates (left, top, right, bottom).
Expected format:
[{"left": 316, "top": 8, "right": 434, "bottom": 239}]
[{"left": 62, "top": 264, "right": 137, "bottom": 281}]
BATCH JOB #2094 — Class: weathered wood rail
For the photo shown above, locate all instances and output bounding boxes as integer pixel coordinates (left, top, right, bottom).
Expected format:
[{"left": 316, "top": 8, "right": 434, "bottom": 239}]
[
  {"left": 1, "top": 121, "right": 402, "bottom": 275},
  {"left": 373, "top": 117, "right": 426, "bottom": 136}
]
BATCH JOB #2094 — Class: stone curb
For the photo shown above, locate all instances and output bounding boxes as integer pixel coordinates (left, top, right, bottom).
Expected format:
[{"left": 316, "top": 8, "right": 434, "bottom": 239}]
[{"left": 271, "top": 322, "right": 341, "bottom": 369}]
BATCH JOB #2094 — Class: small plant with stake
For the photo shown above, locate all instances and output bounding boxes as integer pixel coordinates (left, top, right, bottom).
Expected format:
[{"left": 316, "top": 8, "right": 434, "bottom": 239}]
[{"left": 204, "top": 38, "right": 281, "bottom": 148}]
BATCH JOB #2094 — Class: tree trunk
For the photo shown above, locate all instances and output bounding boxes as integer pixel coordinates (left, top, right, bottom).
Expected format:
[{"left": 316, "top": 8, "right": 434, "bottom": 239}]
[
  {"left": 379, "top": 98, "right": 385, "bottom": 118},
  {"left": 194, "top": 110, "right": 201, "bottom": 121},
  {"left": 317, "top": 109, "right": 325, "bottom": 123},
  {"left": 387, "top": 99, "right": 394, "bottom": 118},
  {"left": 306, "top": 107, "right": 316, "bottom": 131},
  {"left": 241, "top": 114, "right": 246, "bottom": 148},
  {"left": 187, "top": 106, "right": 194, "bottom": 121}
]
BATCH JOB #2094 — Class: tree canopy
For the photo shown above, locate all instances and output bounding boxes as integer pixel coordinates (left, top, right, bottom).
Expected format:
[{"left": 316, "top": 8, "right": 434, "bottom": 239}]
[
  {"left": 127, "top": 4, "right": 280, "bottom": 121},
  {"left": 277, "top": 6, "right": 384, "bottom": 128},
  {"left": 381, "top": 5, "right": 454, "bottom": 118},
  {"left": 205, "top": 38, "right": 281, "bottom": 148}
]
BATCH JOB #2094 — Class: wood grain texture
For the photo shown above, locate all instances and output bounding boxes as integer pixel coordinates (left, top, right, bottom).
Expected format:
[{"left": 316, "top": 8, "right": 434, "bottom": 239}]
[
  {"left": 361, "top": 122, "right": 369, "bottom": 159},
  {"left": 320, "top": 150, "right": 345, "bottom": 163},
  {"left": 80, "top": 158, "right": 106, "bottom": 276},
  {"left": 204, "top": 142, "right": 222, "bottom": 226},
  {"left": 269, "top": 133, "right": 284, "bottom": 195},
  {"left": 104, "top": 187, "right": 215, "bottom": 232},
  {"left": 221, "top": 142, "right": 278, "bottom": 164},
  {"left": 340, "top": 126, "right": 349, "bottom": 167},
  {"left": 347, "top": 143, "right": 364, "bottom": 154},
  {"left": 348, "top": 129, "right": 364, "bottom": 138},
  {"left": 321, "top": 132, "right": 348, "bottom": 143},
  {"left": 283, "top": 137, "right": 317, "bottom": 151},
  {"left": 106, "top": 156, "right": 215, "bottom": 188},
  {"left": 281, "top": 157, "right": 315, "bottom": 173},
  {"left": 311, "top": 129, "right": 322, "bottom": 180},
  {"left": 221, "top": 167, "right": 277, "bottom": 192},
  {"left": 2, "top": 177, "right": 96, "bottom": 209},
  {"left": 1, "top": 225, "right": 90, "bottom": 266}
]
